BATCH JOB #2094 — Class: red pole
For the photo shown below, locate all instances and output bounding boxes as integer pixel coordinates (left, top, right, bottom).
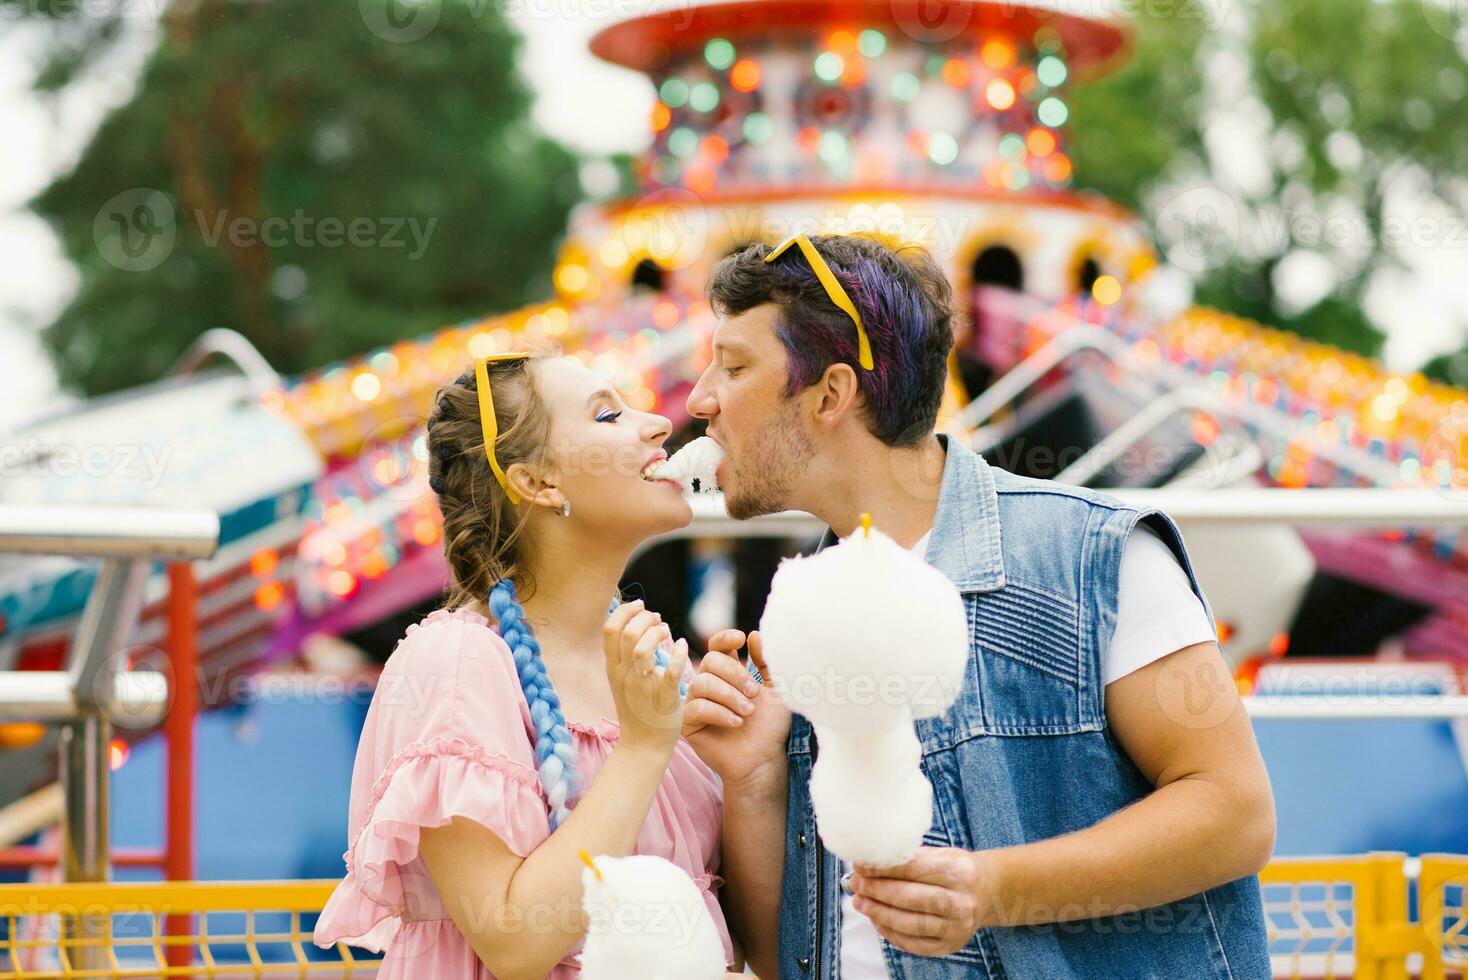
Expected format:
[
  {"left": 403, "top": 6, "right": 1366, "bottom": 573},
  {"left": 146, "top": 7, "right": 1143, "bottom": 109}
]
[{"left": 164, "top": 562, "right": 198, "bottom": 971}]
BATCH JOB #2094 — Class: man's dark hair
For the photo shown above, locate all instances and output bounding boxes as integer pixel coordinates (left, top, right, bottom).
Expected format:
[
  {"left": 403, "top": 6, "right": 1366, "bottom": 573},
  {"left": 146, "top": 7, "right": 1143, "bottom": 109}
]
[{"left": 707, "top": 234, "right": 955, "bottom": 446}]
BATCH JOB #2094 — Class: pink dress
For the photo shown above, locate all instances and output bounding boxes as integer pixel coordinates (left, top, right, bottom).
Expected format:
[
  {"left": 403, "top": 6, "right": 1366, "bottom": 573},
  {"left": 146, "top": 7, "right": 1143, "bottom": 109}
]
[{"left": 313, "top": 606, "right": 733, "bottom": 978}]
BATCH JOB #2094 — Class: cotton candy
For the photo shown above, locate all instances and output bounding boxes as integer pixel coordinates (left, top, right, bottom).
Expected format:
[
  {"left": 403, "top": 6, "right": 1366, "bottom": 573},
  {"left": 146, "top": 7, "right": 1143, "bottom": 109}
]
[
  {"left": 649, "top": 436, "right": 723, "bottom": 492},
  {"left": 759, "top": 520, "right": 969, "bottom": 866},
  {"left": 579, "top": 853, "right": 727, "bottom": 980}
]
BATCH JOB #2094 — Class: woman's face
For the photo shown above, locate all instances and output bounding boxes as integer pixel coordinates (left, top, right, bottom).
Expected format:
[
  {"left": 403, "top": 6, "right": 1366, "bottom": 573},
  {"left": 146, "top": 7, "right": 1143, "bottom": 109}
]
[{"left": 533, "top": 356, "right": 692, "bottom": 537}]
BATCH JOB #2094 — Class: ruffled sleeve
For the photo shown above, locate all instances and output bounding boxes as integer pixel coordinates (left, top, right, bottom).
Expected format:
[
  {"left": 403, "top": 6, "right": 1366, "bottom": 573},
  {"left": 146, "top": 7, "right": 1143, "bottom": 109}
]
[{"left": 314, "top": 608, "right": 551, "bottom": 953}]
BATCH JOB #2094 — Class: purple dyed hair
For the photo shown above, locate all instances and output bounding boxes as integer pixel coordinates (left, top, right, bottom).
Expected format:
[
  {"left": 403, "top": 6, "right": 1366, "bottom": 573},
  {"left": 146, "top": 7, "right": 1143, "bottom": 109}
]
[{"left": 707, "top": 235, "right": 955, "bottom": 446}]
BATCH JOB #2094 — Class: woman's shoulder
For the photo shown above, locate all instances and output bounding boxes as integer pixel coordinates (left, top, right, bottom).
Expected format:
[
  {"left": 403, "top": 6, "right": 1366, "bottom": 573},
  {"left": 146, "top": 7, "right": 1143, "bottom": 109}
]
[
  {"left": 386, "top": 605, "right": 515, "bottom": 676},
  {"left": 372, "top": 606, "right": 529, "bottom": 738}
]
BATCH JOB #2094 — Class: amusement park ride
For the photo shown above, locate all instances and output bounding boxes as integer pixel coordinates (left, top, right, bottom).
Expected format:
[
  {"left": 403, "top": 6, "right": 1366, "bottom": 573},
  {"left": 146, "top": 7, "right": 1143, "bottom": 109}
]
[{"left": 1, "top": 0, "right": 1466, "bottom": 976}]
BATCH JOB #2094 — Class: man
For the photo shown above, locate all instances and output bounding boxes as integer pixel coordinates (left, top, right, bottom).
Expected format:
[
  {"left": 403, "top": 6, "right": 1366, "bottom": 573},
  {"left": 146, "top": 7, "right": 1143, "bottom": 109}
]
[{"left": 682, "top": 234, "right": 1274, "bottom": 979}]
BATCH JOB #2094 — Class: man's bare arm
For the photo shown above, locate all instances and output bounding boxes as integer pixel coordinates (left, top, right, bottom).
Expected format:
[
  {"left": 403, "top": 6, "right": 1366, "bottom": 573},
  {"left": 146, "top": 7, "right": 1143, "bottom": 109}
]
[{"left": 849, "top": 640, "right": 1276, "bottom": 955}]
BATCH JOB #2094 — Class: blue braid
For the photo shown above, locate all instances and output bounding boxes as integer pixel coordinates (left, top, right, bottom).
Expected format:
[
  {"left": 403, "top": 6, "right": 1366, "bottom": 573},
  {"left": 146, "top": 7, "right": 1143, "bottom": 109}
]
[{"left": 489, "top": 580, "right": 577, "bottom": 830}]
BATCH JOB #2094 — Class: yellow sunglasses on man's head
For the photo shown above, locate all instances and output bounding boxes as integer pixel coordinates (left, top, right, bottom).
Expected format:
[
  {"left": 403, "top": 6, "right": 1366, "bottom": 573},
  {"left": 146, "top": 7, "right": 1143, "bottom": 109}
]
[
  {"left": 473, "top": 352, "right": 532, "bottom": 504},
  {"left": 764, "top": 234, "right": 875, "bottom": 371}
]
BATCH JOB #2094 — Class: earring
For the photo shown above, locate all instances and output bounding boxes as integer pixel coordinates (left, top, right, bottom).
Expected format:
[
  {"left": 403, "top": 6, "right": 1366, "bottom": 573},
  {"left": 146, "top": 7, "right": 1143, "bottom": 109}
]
[{"left": 558, "top": 497, "right": 572, "bottom": 519}]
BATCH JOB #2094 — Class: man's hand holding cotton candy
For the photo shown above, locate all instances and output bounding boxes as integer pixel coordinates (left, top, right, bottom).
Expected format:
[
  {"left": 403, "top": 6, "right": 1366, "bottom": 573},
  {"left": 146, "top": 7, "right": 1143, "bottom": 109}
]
[
  {"left": 682, "top": 630, "right": 790, "bottom": 788},
  {"left": 848, "top": 846, "right": 1003, "bottom": 957}
]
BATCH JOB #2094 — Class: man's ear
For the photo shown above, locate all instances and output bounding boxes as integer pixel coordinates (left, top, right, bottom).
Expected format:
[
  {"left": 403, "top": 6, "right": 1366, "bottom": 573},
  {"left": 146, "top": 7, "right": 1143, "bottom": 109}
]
[
  {"left": 807, "top": 361, "right": 863, "bottom": 432},
  {"left": 504, "top": 461, "right": 561, "bottom": 512}
]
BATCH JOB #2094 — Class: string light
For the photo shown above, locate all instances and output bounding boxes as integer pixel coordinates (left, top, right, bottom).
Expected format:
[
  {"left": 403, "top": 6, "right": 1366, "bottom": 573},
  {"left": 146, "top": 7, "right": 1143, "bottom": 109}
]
[
  {"left": 659, "top": 78, "right": 689, "bottom": 108},
  {"left": 827, "top": 30, "right": 859, "bottom": 55},
  {"left": 891, "top": 72, "right": 921, "bottom": 102},
  {"left": 599, "top": 240, "right": 628, "bottom": 267},
  {"left": 814, "top": 52, "right": 844, "bottom": 83},
  {"left": 858, "top": 29, "right": 886, "bottom": 57},
  {"left": 701, "top": 134, "right": 730, "bottom": 162},
  {"left": 929, "top": 132, "right": 959, "bottom": 166},
  {"left": 730, "top": 58, "right": 761, "bottom": 92},
  {"left": 985, "top": 78, "right": 1016, "bottom": 110},
  {"left": 668, "top": 126, "right": 698, "bottom": 158},
  {"left": 255, "top": 581, "right": 286, "bottom": 611},
  {"left": 1092, "top": 275, "right": 1122, "bottom": 305},
  {"left": 704, "top": 38, "right": 735, "bottom": 70},
  {"left": 350, "top": 372, "right": 381, "bottom": 402},
  {"left": 556, "top": 263, "right": 590, "bottom": 293},
  {"left": 689, "top": 82, "right": 720, "bottom": 113},
  {"left": 980, "top": 39, "right": 1015, "bottom": 70},
  {"left": 1044, "top": 153, "right": 1073, "bottom": 182},
  {"left": 942, "top": 58, "right": 970, "bottom": 88},
  {"left": 1038, "top": 97, "right": 1069, "bottom": 127},
  {"left": 1026, "top": 127, "right": 1056, "bottom": 157},
  {"left": 1036, "top": 55, "right": 1068, "bottom": 87},
  {"left": 250, "top": 549, "right": 279, "bottom": 577},
  {"left": 743, "top": 111, "right": 774, "bottom": 143},
  {"left": 819, "top": 130, "right": 850, "bottom": 165}
]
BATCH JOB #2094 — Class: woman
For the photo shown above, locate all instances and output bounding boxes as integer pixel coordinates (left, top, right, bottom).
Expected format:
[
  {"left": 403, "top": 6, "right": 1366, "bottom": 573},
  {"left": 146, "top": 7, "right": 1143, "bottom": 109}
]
[{"left": 314, "top": 346, "right": 742, "bottom": 977}]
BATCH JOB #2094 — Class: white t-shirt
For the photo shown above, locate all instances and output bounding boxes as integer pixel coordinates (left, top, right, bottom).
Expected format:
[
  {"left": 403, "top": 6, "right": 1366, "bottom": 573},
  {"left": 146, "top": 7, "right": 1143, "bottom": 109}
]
[{"left": 838, "top": 521, "right": 1217, "bottom": 978}]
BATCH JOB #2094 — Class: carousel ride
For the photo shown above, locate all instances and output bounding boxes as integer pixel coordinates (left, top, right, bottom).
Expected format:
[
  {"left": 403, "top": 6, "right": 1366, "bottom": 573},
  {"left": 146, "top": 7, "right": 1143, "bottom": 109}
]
[{"left": 1, "top": 0, "right": 1467, "bottom": 971}]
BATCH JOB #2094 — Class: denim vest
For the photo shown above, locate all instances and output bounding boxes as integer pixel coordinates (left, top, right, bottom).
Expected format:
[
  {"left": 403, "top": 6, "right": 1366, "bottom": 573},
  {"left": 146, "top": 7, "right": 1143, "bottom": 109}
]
[{"left": 776, "top": 436, "right": 1270, "bottom": 979}]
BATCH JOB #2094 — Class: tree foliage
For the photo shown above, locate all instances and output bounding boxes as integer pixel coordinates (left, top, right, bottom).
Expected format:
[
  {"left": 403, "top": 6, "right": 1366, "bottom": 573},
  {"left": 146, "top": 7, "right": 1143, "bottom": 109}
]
[
  {"left": 16, "top": 0, "right": 580, "bottom": 394},
  {"left": 1070, "top": 0, "right": 1467, "bottom": 365}
]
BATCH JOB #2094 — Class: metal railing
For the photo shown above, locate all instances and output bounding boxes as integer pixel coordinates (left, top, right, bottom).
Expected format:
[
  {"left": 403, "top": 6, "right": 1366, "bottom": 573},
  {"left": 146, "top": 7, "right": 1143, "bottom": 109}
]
[
  {"left": 0, "top": 880, "right": 366, "bottom": 977},
  {"left": 646, "top": 487, "right": 1468, "bottom": 721},
  {"left": 961, "top": 300, "right": 1428, "bottom": 491},
  {"left": 0, "top": 854, "right": 1461, "bottom": 978},
  {"left": 166, "top": 328, "right": 283, "bottom": 391},
  {"left": 0, "top": 504, "right": 219, "bottom": 972},
  {"left": 662, "top": 486, "right": 1468, "bottom": 541},
  {"left": 1262, "top": 852, "right": 1468, "bottom": 980}
]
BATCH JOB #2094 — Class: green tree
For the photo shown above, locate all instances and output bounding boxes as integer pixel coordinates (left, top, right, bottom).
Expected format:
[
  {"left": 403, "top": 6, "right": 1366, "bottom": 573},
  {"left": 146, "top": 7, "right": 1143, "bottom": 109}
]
[
  {"left": 13, "top": 0, "right": 580, "bottom": 395},
  {"left": 1069, "top": 0, "right": 1468, "bottom": 363}
]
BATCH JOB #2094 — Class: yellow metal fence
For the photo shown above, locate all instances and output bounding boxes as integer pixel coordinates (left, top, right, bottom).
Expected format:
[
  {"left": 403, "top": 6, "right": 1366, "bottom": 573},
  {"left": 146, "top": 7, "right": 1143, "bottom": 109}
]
[
  {"left": 1262, "top": 853, "right": 1468, "bottom": 979},
  {"left": 0, "top": 855, "right": 1464, "bottom": 978},
  {"left": 0, "top": 881, "right": 374, "bottom": 978}
]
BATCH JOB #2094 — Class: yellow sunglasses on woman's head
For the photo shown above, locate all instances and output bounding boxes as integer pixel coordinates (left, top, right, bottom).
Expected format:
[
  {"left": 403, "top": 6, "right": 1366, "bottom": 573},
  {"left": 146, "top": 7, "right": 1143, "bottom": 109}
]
[
  {"left": 764, "top": 234, "right": 875, "bottom": 371},
  {"left": 473, "top": 352, "right": 531, "bottom": 505}
]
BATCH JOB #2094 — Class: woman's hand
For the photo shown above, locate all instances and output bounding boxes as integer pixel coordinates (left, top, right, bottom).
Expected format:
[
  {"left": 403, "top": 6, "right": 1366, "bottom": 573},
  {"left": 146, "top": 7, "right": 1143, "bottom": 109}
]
[{"left": 603, "top": 599, "right": 688, "bottom": 754}]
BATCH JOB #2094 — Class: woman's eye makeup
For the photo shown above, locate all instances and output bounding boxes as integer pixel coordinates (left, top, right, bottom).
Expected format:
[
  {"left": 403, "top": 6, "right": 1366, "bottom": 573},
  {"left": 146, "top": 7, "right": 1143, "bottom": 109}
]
[{"left": 595, "top": 409, "right": 623, "bottom": 423}]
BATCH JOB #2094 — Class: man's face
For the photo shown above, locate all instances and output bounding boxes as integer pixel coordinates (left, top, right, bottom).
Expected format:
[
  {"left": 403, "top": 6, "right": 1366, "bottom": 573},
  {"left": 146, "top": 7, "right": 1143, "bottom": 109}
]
[{"left": 686, "top": 304, "right": 814, "bottom": 520}]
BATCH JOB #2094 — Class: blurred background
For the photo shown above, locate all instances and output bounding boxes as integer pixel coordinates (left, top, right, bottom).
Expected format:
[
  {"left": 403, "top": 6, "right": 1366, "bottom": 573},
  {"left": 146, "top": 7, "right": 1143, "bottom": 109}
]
[
  {"left": 1, "top": 0, "right": 1467, "bottom": 976},
  {"left": 2, "top": 0, "right": 1467, "bottom": 417}
]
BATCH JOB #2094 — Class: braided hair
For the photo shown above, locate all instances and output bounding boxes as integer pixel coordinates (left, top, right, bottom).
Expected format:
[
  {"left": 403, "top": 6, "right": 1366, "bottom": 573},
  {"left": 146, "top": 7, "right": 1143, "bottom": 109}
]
[
  {"left": 490, "top": 579, "right": 576, "bottom": 827},
  {"left": 425, "top": 348, "right": 579, "bottom": 828}
]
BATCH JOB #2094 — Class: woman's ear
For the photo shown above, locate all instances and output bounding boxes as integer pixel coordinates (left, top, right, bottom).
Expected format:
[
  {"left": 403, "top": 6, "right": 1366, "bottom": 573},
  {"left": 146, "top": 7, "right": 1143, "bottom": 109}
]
[{"left": 504, "top": 461, "right": 562, "bottom": 513}]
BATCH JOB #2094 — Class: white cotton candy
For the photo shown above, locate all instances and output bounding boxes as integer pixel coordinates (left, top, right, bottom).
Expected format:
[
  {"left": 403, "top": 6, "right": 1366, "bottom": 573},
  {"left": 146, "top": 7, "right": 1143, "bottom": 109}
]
[
  {"left": 579, "top": 854, "right": 727, "bottom": 980},
  {"left": 758, "top": 522, "right": 969, "bottom": 866},
  {"left": 649, "top": 436, "right": 723, "bottom": 492}
]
